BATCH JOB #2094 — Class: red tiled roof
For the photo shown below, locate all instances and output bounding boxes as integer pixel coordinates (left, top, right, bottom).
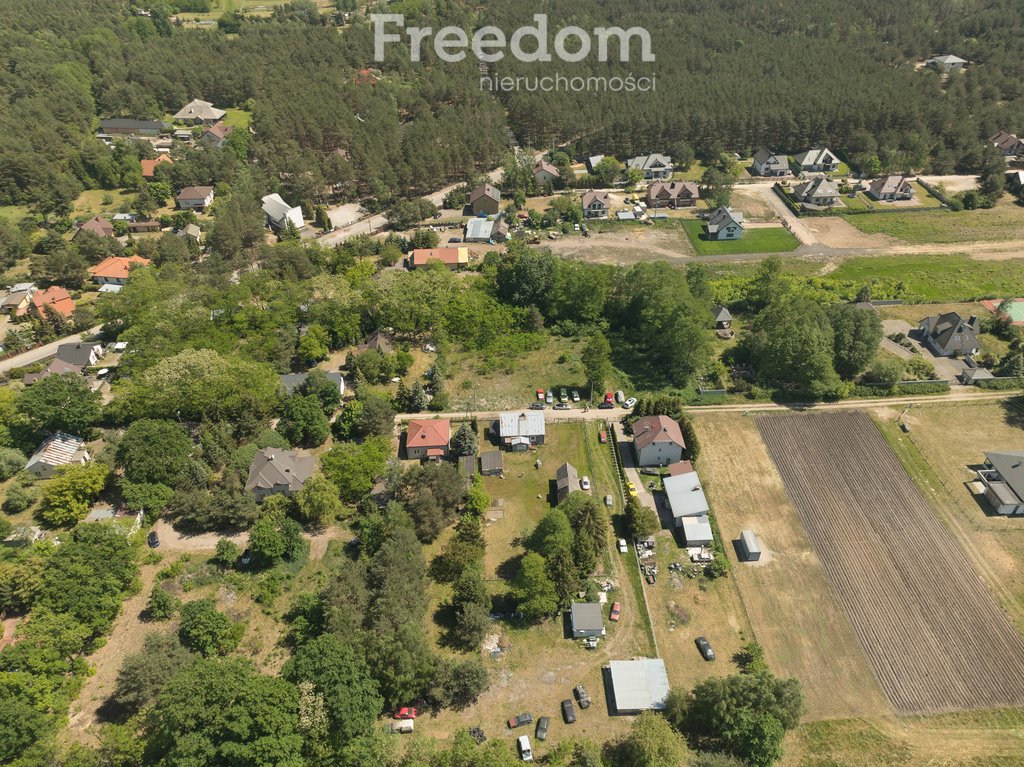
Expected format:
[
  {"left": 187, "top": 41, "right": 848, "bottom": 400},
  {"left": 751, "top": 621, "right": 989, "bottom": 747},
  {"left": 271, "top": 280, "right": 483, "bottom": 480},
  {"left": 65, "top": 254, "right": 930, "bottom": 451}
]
[
  {"left": 667, "top": 460, "right": 694, "bottom": 476},
  {"left": 88, "top": 255, "right": 152, "bottom": 280},
  {"left": 31, "top": 286, "right": 75, "bottom": 318},
  {"left": 632, "top": 415, "right": 686, "bottom": 452},
  {"left": 140, "top": 154, "right": 173, "bottom": 178},
  {"left": 409, "top": 248, "right": 469, "bottom": 267},
  {"left": 407, "top": 419, "right": 451, "bottom": 450}
]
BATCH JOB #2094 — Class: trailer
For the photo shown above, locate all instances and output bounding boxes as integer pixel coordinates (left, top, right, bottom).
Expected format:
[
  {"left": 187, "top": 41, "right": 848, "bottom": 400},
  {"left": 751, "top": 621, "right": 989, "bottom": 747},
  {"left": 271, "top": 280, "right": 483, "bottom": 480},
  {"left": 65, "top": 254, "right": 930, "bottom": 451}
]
[{"left": 739, "top": 530, "right": 761, "bottom": 562}]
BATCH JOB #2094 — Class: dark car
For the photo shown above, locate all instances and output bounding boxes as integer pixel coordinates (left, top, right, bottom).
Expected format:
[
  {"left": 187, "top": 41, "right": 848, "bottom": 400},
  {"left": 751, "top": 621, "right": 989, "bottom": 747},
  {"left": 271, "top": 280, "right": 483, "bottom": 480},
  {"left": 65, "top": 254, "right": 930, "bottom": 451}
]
[
  {"left": 696, "top": 636, "right": 716, "bottom": 661},
  {"left": 574, "top": 684, "right": 591, "bottom": 709},
  {"left": 598, "top": 402, "right": 614, "bottom": 409},
  {"left": 535, "top": 716, "right": 549, "bottom": 741},
  {"left": 553, "top": 402, "right": 570, "bottom": 410},
  {"left": 241, "top": 548, "right": 253, "bottom": 566},
  {"left": 530, "top": 402, "right": 546, "bottom": 410},
  {"left": 147, "top": 530, "right": 159, "bottom": 548},
  {"left": 507, "top": 712, "right": 533, "bottom": 729},
  {"left": 561, "top": 699, "right": 576, "bottom": 724}
]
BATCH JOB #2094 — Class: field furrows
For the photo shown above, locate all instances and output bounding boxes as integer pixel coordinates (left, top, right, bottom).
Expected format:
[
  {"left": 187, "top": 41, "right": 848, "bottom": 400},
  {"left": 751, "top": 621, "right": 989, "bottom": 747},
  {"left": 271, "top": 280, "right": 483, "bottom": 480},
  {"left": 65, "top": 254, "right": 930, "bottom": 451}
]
[{"left": 758, "top": 411, "right": 1024, "bottom": 715}]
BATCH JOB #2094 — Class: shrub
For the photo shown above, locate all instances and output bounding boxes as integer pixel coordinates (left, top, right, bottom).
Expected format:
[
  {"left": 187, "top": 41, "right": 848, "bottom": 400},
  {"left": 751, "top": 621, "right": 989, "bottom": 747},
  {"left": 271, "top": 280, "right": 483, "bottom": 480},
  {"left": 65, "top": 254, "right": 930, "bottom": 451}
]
[{"left": 147, "top": 586, "right": 179, "bottom": 621}]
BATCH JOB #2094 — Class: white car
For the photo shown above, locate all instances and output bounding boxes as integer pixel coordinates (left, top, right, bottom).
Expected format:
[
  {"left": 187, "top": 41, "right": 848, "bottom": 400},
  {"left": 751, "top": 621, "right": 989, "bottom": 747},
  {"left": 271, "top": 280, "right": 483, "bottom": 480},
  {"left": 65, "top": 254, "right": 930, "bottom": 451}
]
[
  {"left": 624, "top": 397, "right": 638, "bottom": 409},
  {"left": 618, "top": 538, "right": 628, "bottom": 553},
  {"left": 580, "top": 476, "right": 591, "bottom": 491},
  {"left": 517, "top": 735, "right": 533, "bottom": 762}
]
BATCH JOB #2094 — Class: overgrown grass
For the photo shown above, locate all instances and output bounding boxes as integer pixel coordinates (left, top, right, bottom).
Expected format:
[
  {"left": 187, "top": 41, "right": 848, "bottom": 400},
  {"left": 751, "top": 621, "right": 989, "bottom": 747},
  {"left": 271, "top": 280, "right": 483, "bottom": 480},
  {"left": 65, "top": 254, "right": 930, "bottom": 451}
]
[
  {"left": 845, "top": 201, "right": 1024, "bottom": 243},
  {"left": 681, "top": 219, "right": 800, "bottom": 255},
  {"left": 827, "top": 253, "right": 1024, "bottom": 301}
]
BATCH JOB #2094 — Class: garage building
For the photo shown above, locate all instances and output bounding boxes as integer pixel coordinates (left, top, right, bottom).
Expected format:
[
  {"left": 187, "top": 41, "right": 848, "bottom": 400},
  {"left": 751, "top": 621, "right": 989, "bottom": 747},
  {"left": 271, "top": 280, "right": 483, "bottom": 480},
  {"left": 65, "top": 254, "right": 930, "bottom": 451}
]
[{"left": 605, "top": 659, "right": 670, "bottom": 714}]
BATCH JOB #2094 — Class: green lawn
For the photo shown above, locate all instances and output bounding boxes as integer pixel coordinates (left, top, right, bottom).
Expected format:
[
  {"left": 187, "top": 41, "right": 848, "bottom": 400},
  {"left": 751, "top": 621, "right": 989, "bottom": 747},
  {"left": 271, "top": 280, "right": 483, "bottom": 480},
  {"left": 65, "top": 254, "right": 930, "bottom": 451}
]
[
  {"left": 845, "top": 200, "right": 1024, "bottom": 244},
  {"left": 222, "top": 108, "right": 251, "bottom": 131},
  {"left": 673, "top": 161, "right": 705, "bottom": 182},
  {"left": 0, "top": 205, "right": 30, "bottom": 222},
  {"left": 828, "top": 253, "right": 1024, "bottom": 301},
  {"left": 681, "top": 219, "right": 800, "bottom": 256}
]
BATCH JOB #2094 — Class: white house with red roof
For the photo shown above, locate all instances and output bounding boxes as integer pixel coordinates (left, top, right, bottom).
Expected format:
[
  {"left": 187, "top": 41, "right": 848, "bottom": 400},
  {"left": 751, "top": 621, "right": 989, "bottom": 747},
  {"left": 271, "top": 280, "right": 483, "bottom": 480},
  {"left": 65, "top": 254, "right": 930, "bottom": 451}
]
[{"left": 406, "top": 419, "right": 451, "bottom": 460}]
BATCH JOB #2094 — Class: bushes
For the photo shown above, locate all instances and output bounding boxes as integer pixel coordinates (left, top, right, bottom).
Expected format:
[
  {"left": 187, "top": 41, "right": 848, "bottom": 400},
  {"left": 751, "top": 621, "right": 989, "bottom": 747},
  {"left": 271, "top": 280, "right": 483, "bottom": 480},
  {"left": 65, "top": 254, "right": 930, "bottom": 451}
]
[
  {"left": 178, "top": 599, "right": 243, "bottom": 657},
  {"left": 977, "top": 377, "right": 1024, "bottom": 391}
]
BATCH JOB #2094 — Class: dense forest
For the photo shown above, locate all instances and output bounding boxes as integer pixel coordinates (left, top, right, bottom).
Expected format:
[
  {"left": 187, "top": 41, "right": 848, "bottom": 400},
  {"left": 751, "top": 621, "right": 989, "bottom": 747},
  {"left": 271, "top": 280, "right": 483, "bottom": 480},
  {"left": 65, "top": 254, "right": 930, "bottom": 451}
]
[{"left": 2, "top": 0, "right": 1024, "bottom": 211}]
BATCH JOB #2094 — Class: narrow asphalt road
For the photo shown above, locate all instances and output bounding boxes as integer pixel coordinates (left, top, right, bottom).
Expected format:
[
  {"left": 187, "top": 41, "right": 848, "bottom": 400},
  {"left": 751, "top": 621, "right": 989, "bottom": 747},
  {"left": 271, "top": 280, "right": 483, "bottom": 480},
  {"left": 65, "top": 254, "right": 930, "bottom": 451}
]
[{"left": 0, "top": 326, "right": 102, "bottom": 374}]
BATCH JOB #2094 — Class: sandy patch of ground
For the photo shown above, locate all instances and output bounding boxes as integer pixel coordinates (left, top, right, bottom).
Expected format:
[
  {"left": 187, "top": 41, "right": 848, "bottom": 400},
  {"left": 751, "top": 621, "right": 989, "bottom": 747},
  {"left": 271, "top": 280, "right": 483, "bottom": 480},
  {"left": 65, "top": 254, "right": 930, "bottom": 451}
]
[
  {"left": 731, "top": 188, "right": 778, "bottom": 221},
  {"left": 805, "top": 216, "right": 899, "bottom": 248},
  {"left": 546, "top": 228, "right": 693, "bottom": 263}
]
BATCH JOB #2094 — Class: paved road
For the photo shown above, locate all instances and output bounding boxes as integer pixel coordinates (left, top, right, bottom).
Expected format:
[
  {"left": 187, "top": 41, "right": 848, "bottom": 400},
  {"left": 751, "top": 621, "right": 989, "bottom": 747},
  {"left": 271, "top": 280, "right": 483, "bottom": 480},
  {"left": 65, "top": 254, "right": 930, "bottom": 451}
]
[{"left": 0, "top": 326, "right": 101, "bottom": 374}]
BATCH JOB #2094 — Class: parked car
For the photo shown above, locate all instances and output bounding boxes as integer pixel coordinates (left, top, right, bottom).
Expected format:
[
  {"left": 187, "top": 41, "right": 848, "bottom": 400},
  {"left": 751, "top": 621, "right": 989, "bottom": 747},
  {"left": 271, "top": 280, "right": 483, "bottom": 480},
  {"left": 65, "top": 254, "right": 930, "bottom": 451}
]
[
  {"left": 571, "top": 390, "right": 580, "bottom": 402},
  {"left": 626, "top": 481, "right": 638, "bottom": 497},
  {"left": 508, "top": 713, "right": 534, "bottom": 729},
  {"left": 610, "top": 602, "right": 621, "bottom": 622},
  {"left": 388, "top": 720, "right": 414, "bottom": 733},
  {"left": 553, "top": 402, "right": 570, "bottom": 410},
  {"left": 241, "top": 548, "right": 252, "bottom": 566},
  {"left": 448, "top": 237, "right": 462, "bottom": 243},
  {"left": 147, "top": 530, "right": 159, "bottom": 548},
  {"left": 580, "top": 476, "right": 591, "bottom": 490},
  {"left": 574, "top": 684, "right": 591, "bottom": 709},
  {"left": 561, "top": 699, "right": 576, "bottom": 724},
  {"left": 598, "top": 430, "right": 608, "bottom": 443},
  {"left": 394, "top": 707, "right": 417, "bottom": 720},
  {"left": 530, "top": 402, "right": 546, "bottom": 410},
  {"left": 624, "top": 397, "right": 637, "bottom": 409},
  {"left": 517, "top": 735, "right": 533, "bottom": 762},
  {"left": 604, "top": 494, "right": 614, "bottom": 506},
  {"left": 618, "top": 538, "right": 628, "bottom": 553},
  {"left": 598, "top": 402, "right": 614, "bottom": 409},
  {"left": 545, "top": 391, "right": 553, "bottom": 404},
  {"left": 614, "top": 390, "right": 625, "bottom": 404},
  {"left": 559, "top": 388, "right": 568, "bottom": 402},
  {"left": 536, "top": 388, "right": 545, "bottom": 400},
  {"left": 696, "top": 636, "right": 716, "bottom": 661},
  {"left": 603, "top": 391, "right": 614, "bottom": 405},
  {"left": 535, "top": 717, "right": 549, "bottom": 741}
]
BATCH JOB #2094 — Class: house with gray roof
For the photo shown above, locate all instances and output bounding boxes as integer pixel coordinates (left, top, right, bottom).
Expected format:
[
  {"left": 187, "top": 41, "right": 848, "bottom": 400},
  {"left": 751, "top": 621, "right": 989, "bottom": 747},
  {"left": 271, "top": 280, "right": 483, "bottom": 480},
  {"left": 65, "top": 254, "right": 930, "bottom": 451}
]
[
  {"left": 56, "top": 342, "right": 104, "bottom": 367},
  {"left": 793, "top": 176, "right": 840, "bottom": 207},
  {"left": 174, "top": 98, "right": 226, "bottom": 125},
  {"left": 663, "top": 468, "right": 710, "bottom": 525},
  {"left": 261, "top": 193, "right": 304, "bottom": 232},
  {"left": 464, "top": 215, "right": 507, "bottom": 243},
  {"left": 646, "top": 181, "right": 699, "bottom": 209},
  {"left": 793, "top": 147, "right": 841, "bottom": 173},
  {"left": 570, "top": 602, "right": 605, "bottom": 638},
  {"left": 244, "top": 448, "right": 316, "bottom": 501},
  {"left": 625, "top": 154, "right": 673, "bottom": 180},
  {"left": 581, "top": 190, "right": 610, "bottom": 219},
  {"left": 918, "top": 312, "right": 981, "bottom": 357},
  {"left": 712, "top": 306, "right": 733, "bottom": 330},
  {"left": 469, "top": 183, "right": 501, "bottom": 215},
  {"left": 279, "top": 371, "right": 344, "bottom": 396},
  {"left": 705, "top": 206, "right": 744, "bottom": 240},
  {"left": 977, "top": 451, "right": 1024, "bottom": 515},
  {"left": 480, "top": 451, "right": 504, "bottom": 476},
  {"left": 26, "top": 433, "right": 90, "bottom": 479},
  {"left": 497, "top": 411, "right": 545, "bottom": 451},
  {"left": 925, "top": 54, "right": 967, "bottom": 74},
  {"left": 99, "top": 119, "right": 168, "bottom": 137},
  {"left": 867, "top": 175, "right": 914, "bottom": 201},
  {"left": 555, "top": 462, "right": 580, "bottom": 503},
  {"left": 751, "top": 148, "right": 790, "bottom": 177}
]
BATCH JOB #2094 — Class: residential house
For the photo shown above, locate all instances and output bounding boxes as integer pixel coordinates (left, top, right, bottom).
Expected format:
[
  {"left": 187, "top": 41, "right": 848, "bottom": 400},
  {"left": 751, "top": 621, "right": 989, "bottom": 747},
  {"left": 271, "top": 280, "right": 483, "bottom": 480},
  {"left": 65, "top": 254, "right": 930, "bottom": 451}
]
[
  {"left": 991, "top": 131, "right": 1024, "bottom": 157},
  {"left": 26, "top": 433, "right": 90, "bottom": 479},
  {"left": 202, "top": 121, "right": 233, "bottom": 148},
  {"left": 173, "top": 129, "right": 194, "bottom": 142},
  {"left": 2, "top": 283, "right": 36, "bottom": 318},
  {"left": 581, "top": 190, "right": 611, "bottom": 219},
  {"left": 959, "top": 367, "right": 995, "bottom": 385},
  {"left": 56, "top": 342, "right": 104, "bottom": 367},
  {"left": 555, "top": 462, "right": 579, "bottom": 503},
  {"left": 261, "top": 193, "right": 304, "bottom": 233},
  {"left": 480, "top": 451, "right": 504, "bottom": 476},
  {"left": 711, "top": 306, "right": 733, "bottom": 330},
  {"left": 792, "top": 176, "right": 841, "bottom": 207},
  {"left": 569, "top": 602, "right": 605, "bottom": 638},
  {"left": 140, "top": 154, "right": 173, "bottom": 178},
  {"left": 354, "top": 329, "right": 393, "bottom": 355},
  {"left": 977, "top": 451, "right": 1024, "bottom": 515},
  {"left": 1008, "top": 170, "right": 1024, "bottom": 191},
  {"left": 793, "top": 147, "right": 841, "bottom": 173},
  {"left": 279, "top": 371, "right": 344, "bottom": 397},
  {"left": 128, "top": 220, "right": 161, "bottom": 234},
  {"left": 30, "top": 287, "right": 75, "bottom": 320},
  {"left": 626, "top": 154, "right": 673, "bottom": 180},
  {"left": 244, "top": 448, "right": 316, "bottom": 501},
  {"left": 176, "top": 186, "right": 215, "bottom": 211},
  {"left": 585, "top": 155, "right": 605, "bottom": 173},
  {"left": 867, "top": 175, "right": 914, "bottom": 202},
  {"left": 631, "top": 416, "right": 685, "bottom": 467},
  {"left": 704, "top": 206, "right": 744, "bottom": 240},
  {"left": 464, "top": 216, "right": 507, "bottom": 243},
  {"left": 468, "top": 183, "right": 501, "bottom": 216},
  {"left": 176, "top": 223, "right": 203, "bottom": 245},
  {"left": 88, "top": 255, "right": 152, "bottom": 287},
  {"left": 98, "top": 119, "right": 166, "bottom": 137},
  {"left": 663, "top": 467, "right": 714, "bottom": 545},
  {"left": 533, "top": 160, "right": 561, "bottom": 186},
  {"left": 751, "top": 148, "right": 791, "bottom": 177},
  {"left": 23, "top": 359, "right": 85, "bottom": 385},
  {"left": 925, "top": 54, "right": 967, "bottom": 74},
  {"left": 918, "top": 312, "right": 981, "bottom": 357},
  {"left": 74, "top": 216, "right": 115, "bottom": 240},
  {"left": 646, "top": 181, "right": 699, "bottom": 209},
  {"left": 174, "top": 98, "right": 226, "bottom": 125},
  {"left": 497, "top": 411, "right": 546, "bottom": 451},
  {"left": 406, "top": 247, "right": 469, "bottom": 270},
  {"left": 406, "top": 419, "right": 451, "bottom": 461}
]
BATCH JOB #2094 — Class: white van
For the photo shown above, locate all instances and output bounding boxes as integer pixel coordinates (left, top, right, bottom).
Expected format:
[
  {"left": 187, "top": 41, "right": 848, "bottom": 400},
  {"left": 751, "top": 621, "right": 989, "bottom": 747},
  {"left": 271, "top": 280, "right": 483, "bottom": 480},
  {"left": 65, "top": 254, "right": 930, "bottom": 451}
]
[
  {"left": 517, "top": 734, "right": 533, "bottom": 761},
  {"left": 389, "top": 719, "right": 414, "bottom": 734}
]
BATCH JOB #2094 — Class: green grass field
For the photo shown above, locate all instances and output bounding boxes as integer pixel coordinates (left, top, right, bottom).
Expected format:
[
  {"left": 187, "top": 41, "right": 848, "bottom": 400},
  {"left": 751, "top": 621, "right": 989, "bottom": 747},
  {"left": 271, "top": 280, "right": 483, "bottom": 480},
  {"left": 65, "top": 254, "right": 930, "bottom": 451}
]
[
  {"left": 845, "top": 200, "right": 1024, "bottom": 243},
  {"left": 827, "top": 253, "right": 1024, "bottom": 301},
  {"left": 681, "top": 219, "right": 800, "bottom": 255}
]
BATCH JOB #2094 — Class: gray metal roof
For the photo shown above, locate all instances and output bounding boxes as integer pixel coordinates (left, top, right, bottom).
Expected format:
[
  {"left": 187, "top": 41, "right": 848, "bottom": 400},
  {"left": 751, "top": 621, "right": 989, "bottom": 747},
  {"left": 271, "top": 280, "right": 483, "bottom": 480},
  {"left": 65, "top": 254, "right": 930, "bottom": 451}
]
[
  {"left": 682, "top": 515, "right": 713, "bottom": 544},
  {"left": 740, "top": 529, "right": 761, "bottom": 554},
  {"left": 985, "top": 451, "right": 1024, "bottom": 500},
  {"left": 570, "top": 602, "right": 604, "bottom": 632},
  {"left": 480, "top": 451, "right": 503, "bottom": 472},
  {"left": 244, "top": 448, "right": 316, "bottom": 493},
  {"left": 499, "top": 411, "right": 545, "bottom": 439},
  {"left": 608, "top": 659, "right": 670, "bottom": 712},
  {"left": 26, "top": 432, "right": 86, "bottom": 471},
  {"left": 279, "top": 371, "right": 344, "bottom": 395},
  {"left": 793, "top": 147, "right": 839, "bottom": 167},
  {"left": 706, "top": 206, "right": 744, "bottom": 233},
  {"left": 712, "top": 305, "right": 732, "bottom": 322},
  {"left": 663, "top": 470, "right": 710, "bottom": 519}
]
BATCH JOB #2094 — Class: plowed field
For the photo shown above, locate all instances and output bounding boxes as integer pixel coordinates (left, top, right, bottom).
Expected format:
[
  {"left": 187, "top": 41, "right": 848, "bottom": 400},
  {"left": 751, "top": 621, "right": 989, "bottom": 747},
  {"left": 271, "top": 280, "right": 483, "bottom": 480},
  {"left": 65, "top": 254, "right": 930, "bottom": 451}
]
[{"left": 758, "top": 411, "right": 1024, "bottom": 715}]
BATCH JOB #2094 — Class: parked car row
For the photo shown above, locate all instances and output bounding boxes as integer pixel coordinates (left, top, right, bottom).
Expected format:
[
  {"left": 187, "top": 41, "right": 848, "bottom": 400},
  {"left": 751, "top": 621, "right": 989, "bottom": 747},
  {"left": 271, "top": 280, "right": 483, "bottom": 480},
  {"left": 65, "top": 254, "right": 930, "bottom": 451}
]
[
  {"left": 531, "top": 388, "right": 636, "bottom": 409},
  {"left": 510, "top": 684, "right": 592, "bottom": 761}
]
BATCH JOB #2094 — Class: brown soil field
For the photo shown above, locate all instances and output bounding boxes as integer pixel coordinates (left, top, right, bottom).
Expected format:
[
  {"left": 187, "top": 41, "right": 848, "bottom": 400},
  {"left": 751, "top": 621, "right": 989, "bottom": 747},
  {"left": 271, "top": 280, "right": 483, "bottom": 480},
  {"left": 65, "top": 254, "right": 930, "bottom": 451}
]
[{"left": 758, "top": 410, "right": 1024, "bottom": 715}]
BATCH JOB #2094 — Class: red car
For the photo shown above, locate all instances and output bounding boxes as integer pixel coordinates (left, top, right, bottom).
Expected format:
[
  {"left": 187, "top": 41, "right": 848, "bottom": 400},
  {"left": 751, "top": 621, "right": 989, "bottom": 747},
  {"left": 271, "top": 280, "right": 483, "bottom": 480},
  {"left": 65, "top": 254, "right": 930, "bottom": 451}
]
[
  {"left": 598, "top": 430, "right": 608, "bottom": 444},
  {"left": 610, "top": 602, "right": 621, "bottom": 622},
  {"left": 603, "top": 391, "right": 614, "bottom": 404},
  {"left": 537, "top": 388, "right": 545, "bottom": 400},
  {"left": 394, "top": 707, "right": 417, "bottom": 720}
]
